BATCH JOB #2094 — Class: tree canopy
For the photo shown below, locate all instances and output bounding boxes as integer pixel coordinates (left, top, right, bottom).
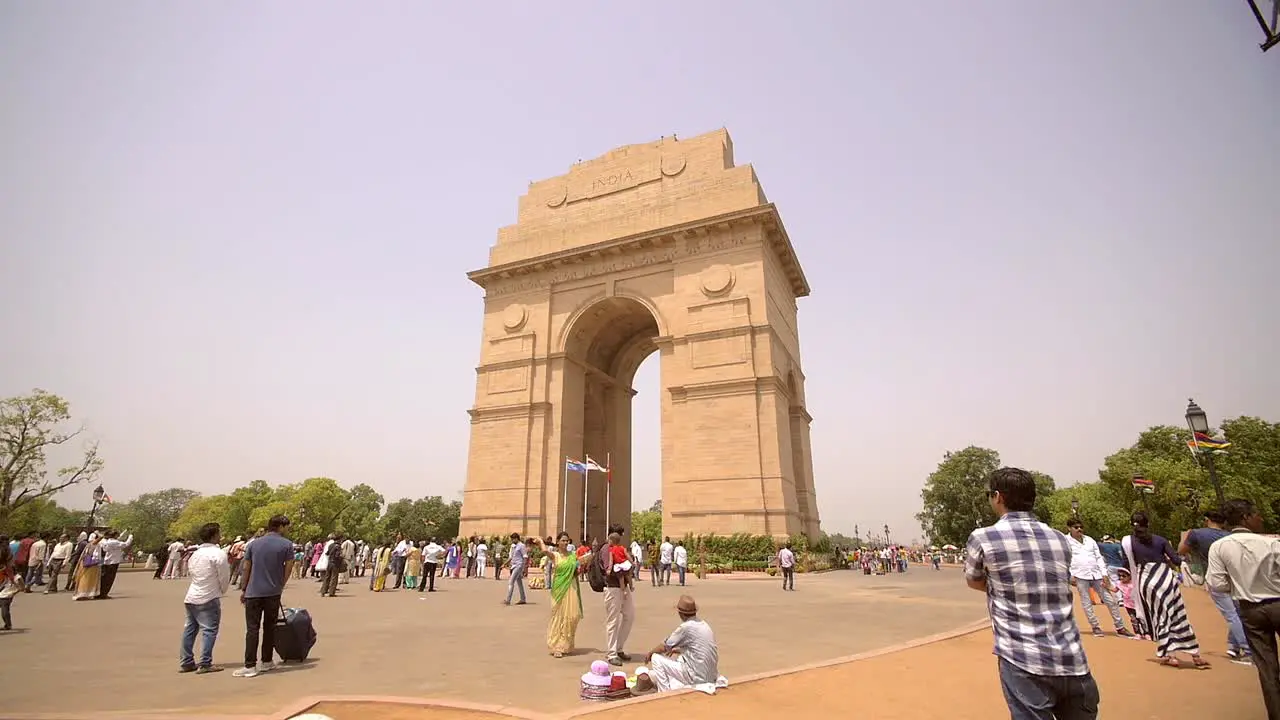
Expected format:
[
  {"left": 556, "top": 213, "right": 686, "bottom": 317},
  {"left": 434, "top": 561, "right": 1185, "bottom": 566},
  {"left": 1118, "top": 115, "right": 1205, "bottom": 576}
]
[
  {"left": 918, "top": 415, "right": 1280, "bottom": 545},
  {"left": 0, "top": 389, "right": 103, "bottom": 528}
]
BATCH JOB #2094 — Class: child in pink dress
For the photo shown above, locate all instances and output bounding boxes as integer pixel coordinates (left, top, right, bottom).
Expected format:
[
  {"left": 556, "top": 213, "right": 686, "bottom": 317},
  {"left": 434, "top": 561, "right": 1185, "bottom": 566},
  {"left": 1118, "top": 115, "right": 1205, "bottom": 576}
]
[{"left": 1115, "top": 567, "right": 1148, "bottom": 639}]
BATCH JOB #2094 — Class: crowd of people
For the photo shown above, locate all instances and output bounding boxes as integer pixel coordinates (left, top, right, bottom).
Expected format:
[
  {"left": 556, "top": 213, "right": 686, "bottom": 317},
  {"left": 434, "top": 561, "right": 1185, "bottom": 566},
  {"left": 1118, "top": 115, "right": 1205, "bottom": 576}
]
[
  {"left": 965, "top": 466, "right": 1280, "bottom": 720},
  {"left": 0, "top": 527, "right": 136, "bottom": 626},
  {"left": 71, "top": 517, "right": 723, "bottom": 694}
]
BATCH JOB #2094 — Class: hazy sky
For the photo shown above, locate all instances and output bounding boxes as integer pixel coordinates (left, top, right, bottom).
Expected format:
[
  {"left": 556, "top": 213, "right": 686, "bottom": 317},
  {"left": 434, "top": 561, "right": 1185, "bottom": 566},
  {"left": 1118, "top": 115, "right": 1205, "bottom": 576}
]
[{"left": 3, "top": 4, "right": 1277, "bottom": 542}]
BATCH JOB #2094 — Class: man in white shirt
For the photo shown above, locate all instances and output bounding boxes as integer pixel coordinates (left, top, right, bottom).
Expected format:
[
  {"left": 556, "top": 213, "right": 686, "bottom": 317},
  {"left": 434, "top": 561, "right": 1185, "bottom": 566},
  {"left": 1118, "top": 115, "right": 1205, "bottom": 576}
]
[
  {"left": 778, "top": 542, "right": 796, "bottom": 591},
  {"left": 422, "top": 538, "right": 445, "bottom": 593},
  {"left": 674, "top": 541, "right": 689, "bottom": 586},
  {"left": 180, "top": 522, "right": 231, "bottom": 673},
  {"left": 340, "top": 536, "right": 355, "bottom": 585},
  {"left": 634, "top": 595, "right": 720, "bottom": 693},
  {"left": 391, "top": 535, "right": 410, "bottom": 589},
  {"left": 1207, "top": 499, "right": 1280, "bottom": 717},
  {"left": 1065, "top": 520, "right": 1133, "bottom": 638},
  {"left": 27, "top": 534, "right": 48, "bottom": 589},
  {"left": 165, "top": 538, "right": 186, "bottom": 579},
  {"left": 630, "top": 539, "right": 644, "bottom": 569},
  {"left": 475, "top": 539, "right": 489, "bottom": 578},
  {"left": 45, "top": 534, "right": 73, "bottom": 594},
  {"left": 97, "top": 529, "right": 134, "bottom": 600},
  {"left": 658, "top": 537, "right": 674, "bottom": 586}
]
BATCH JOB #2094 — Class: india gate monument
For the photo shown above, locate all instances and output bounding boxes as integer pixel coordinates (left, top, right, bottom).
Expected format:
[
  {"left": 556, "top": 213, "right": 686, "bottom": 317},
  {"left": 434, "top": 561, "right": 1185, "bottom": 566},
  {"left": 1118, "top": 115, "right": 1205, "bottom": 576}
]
[{"left": 459, "top": 129, "right": 820, "bottom": 543}]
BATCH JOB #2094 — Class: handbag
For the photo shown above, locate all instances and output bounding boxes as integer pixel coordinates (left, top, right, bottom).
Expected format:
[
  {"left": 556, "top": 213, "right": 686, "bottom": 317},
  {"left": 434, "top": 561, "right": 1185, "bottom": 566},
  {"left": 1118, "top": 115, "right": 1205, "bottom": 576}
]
[{"left": 82, "top": 549, "right": 101, "bottom": 567}]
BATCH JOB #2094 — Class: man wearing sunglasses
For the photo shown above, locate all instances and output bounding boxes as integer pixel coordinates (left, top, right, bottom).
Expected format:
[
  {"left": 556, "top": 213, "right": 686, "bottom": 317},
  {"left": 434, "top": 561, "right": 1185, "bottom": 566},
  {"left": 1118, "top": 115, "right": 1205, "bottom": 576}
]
[{"left": 966, "top": 467, "right": 1099, "bottom": 719}]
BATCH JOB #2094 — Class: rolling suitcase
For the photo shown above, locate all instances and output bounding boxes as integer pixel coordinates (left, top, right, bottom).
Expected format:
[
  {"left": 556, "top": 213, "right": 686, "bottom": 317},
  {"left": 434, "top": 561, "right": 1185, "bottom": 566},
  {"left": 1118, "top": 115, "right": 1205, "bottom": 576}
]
[{"left": 273, "top": 607, "right": 317, "bottom": 662}]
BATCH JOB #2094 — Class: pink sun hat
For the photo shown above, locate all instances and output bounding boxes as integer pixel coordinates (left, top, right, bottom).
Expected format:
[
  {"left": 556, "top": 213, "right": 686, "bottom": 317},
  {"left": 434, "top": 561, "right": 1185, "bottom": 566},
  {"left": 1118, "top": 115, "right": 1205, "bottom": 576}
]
[{"left": 581, "top": 660, "right": 613, "bottom": 687}]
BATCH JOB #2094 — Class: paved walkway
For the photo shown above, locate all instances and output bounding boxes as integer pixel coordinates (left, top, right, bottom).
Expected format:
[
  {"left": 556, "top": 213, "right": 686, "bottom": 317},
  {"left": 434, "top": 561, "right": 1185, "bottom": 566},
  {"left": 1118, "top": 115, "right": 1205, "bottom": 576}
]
[
  {"left": 3, "top": 566, "right": 981, "bottom": 717},
  {"left": 297, "top": 586, "right": 1264, "bottom": 720},
  {"left": 5, "top": 569, "right": 1263, "bottom": 719}
]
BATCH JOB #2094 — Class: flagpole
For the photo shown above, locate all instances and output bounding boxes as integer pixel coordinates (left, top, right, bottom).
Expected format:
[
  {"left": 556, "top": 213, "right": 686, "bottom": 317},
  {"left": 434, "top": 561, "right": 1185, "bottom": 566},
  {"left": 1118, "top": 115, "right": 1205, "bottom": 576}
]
[
  {"left": 605, "top": 451, "right": 612, "bottom": 533},
  {"left": 562, "top": 458, "right": 570, "bottom": 533},
  {"left": 582, "top": 464, "right": 590, "bottom": 542}
]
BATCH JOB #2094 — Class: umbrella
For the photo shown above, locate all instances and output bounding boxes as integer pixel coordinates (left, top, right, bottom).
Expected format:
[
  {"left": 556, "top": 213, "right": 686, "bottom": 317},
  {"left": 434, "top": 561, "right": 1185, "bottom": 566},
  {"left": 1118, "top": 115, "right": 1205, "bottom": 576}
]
[
  {"left": 929, "top": 545, "right": 940, "bottom": 551},
  {"left": 942, "top": 544, "right": 958, "bottom": 551}
]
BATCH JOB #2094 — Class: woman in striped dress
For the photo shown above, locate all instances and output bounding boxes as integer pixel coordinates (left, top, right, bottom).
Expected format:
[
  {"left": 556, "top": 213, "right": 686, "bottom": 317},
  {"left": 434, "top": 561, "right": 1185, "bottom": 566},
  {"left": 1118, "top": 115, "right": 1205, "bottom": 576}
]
[{"left": 1122, "top": 511, "right": 1210, "bottom": 669}]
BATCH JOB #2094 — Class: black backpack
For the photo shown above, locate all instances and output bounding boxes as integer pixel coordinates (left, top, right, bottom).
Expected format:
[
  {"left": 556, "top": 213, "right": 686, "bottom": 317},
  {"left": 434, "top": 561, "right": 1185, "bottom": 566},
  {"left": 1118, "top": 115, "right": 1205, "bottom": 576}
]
[{"left": 586, "top": 549, "right": 607, "bottom": 593}]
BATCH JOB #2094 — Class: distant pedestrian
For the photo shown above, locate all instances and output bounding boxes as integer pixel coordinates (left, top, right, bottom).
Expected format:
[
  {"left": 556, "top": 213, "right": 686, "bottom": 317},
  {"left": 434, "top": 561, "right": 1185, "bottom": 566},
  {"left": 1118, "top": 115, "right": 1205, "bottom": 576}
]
[
  {"left": 503, "top": 533, "right": 527, "bottom": 605},
  {"left": 778, "top": 543, "right": 796, "bottom": 591}
]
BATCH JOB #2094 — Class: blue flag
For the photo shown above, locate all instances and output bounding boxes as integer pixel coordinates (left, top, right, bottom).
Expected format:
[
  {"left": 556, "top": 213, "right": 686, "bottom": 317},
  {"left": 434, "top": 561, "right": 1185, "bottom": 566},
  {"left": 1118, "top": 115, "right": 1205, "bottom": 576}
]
[{"left": 565, "top": 458, "right": 587, "bottom": 473}]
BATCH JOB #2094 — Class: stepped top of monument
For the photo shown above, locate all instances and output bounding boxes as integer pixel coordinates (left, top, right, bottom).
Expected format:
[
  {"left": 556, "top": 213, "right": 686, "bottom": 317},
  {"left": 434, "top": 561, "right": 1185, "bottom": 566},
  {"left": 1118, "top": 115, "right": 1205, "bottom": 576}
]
[{"left": 484, "top": 128, "right": 774, "bottom": 268}]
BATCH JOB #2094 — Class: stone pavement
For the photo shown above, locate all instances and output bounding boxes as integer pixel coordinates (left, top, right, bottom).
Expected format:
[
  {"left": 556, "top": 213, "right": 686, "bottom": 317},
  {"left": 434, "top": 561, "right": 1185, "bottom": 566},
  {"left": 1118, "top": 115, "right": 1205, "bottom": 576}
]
[
  {"left": 300, "top": 585, "right": 1266, "bottom": 720},
  {"left": 3, "top": 565, "right": 983, "bottom": 718}
]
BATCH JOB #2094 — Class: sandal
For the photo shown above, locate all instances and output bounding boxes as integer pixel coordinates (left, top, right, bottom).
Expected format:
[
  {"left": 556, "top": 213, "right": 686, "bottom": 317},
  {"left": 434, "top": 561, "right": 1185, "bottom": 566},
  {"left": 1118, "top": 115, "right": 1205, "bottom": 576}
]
[
  {"left": 1191, "top": 656, "right": 1211, "bottom": 670},
  {"left": 1159, "top": 657, "right": 1180, "bottom": 668}
]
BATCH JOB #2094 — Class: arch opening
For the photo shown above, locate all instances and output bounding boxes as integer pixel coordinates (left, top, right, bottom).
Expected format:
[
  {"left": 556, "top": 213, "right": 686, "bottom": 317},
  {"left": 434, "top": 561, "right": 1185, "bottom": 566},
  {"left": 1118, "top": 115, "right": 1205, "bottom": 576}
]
[{"left": 560, "top": 296, "right": 661, "bottom": 544}]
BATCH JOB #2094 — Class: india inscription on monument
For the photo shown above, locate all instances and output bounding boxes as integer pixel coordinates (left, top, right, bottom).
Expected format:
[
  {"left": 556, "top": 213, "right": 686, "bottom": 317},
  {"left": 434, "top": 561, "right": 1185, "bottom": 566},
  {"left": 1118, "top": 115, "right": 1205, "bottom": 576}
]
[{"left": 460, "top": 129, "right": 821, "bottom": 542}]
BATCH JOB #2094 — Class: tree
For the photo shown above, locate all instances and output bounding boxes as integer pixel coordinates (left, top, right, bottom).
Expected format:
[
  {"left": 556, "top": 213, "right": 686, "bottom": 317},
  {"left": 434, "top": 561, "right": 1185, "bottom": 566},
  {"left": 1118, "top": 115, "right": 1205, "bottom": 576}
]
[
  {"left": 631, "top": 509, "right": 661, "bottom": 544},
  {"left": 648, "top": 499, "right": 663, "bottom": 513},
  {"left": 1217, "top": 416, "right": 1280, "bottom": 527},
  {"left": 380, "top": 496, "right": 460, "bottom": 542},
  {"left": 1043, "top": 481, "right": 1131, "bottom": 539},
  {"left": 104, "top": 488, "right": 201, "bottom": 552},
  {"left": 1099, "top": 420, "right": 1280, "bottom": 536},
  {"left": 338, "top": 483, "right": 384, "bottom": 540},
  {"left": 225, "top": 480, "right": 275, "bottom": 537},
  {"left": 0, "top": 390, "right": 103, "bottom": 527},
  {"left": 168, "top": 495, "right": 234, "bottom": 542},
  {"left": 916, "top": 446, "right": 1059, "bottom": 546},
  {"left": 917, "top": 446, "right": 1002, "bottom": 546},
  {"left": 1, "top": 497, "right": 82, "bottom": 535}
]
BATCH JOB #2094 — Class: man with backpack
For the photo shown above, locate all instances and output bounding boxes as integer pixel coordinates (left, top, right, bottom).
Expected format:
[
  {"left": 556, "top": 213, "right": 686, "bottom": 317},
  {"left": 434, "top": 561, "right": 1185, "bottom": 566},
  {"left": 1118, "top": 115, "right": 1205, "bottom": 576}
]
[{"left": 597, "top": 525, "right": 636, "bottom": 667}]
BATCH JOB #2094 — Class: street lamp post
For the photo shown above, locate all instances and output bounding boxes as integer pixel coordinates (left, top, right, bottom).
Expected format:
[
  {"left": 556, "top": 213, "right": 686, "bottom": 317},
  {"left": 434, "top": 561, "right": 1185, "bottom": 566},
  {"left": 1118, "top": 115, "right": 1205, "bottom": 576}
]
[
  {"left": 1185, "top": 398, "right": 1225, "bottom": 506},
  {"left": 87, "top": 484, "right": 106, "bottom": 527},
  {"left": 884, "top": 524, "right": 891, "bottom": 546},
  {"left": 853, "top": 524, "right": 859, "bottom": 547},
  {"left": 1071, "top": 498, "right": 1080, "bottom": 519}
]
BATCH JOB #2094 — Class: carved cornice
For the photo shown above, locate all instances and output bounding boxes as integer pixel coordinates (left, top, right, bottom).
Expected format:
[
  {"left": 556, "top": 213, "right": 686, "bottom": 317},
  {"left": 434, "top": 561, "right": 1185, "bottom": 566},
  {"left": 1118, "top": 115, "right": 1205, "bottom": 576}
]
[
  {"left": 467, "top": 401, "right": 552, "bottom": 423},
  {"left": 669, "top": 374, "right": 791, "bottom": 403},
  {"left": 469, "top": 204, "right": 810, "bottom": 299},
  {"left": 790, "top": 406, "right": 814, "bottom": 423}
]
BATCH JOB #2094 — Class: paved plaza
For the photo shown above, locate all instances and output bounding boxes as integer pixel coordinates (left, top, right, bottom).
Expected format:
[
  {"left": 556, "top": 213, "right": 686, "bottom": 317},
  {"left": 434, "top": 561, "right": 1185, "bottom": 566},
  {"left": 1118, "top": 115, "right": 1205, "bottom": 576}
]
[{"left": 5, "top": 567, "right": 986, "bottom": 717}]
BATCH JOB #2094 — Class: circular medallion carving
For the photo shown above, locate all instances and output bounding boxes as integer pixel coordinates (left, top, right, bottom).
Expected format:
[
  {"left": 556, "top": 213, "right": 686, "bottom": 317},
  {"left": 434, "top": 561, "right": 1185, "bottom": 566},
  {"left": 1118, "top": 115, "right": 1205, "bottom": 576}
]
[
  {"left": 546, "top": 186, "right": 567, "bottom": 208},
  {"left": 502, "top": 304, "right": 528, "bottom": 332},
  {"left": 700, "top": 264, "right": 734, "bottom": 296},
  {"left": 661, "top": 155, "right": 687, "bottom": 177}
]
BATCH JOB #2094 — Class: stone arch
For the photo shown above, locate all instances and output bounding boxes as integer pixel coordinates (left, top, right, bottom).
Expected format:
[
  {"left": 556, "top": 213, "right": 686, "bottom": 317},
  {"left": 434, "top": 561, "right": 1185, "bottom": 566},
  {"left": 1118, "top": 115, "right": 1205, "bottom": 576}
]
[
  {"left": 557, "top": 292, "right": 668, "bottom": 359},
  {"left": 459, "top": 129, "right": 820, "bottom": 541}
]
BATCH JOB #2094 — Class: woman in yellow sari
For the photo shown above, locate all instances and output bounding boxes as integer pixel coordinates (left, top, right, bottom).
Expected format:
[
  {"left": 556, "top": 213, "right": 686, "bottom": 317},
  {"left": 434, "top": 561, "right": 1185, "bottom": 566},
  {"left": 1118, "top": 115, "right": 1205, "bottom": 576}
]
[
  {"left": 73, "top": 536, "right": 103, "bottom": 601},
  {"left": 371, "top": 543, "right": 393, "bottom": 592},
  {"left": 404, "top": 542, "right": 422, "bottom": 589},
  {"left": 538, "top": 532, "right": 591, "bottom": 658}
]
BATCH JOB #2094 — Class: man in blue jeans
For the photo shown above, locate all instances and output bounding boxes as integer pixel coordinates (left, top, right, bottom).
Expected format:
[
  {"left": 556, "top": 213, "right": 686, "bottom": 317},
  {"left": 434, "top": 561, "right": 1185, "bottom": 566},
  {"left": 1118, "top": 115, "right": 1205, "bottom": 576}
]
[
  {"left": 180, "top": 522, "right": 231, "bottom": 673},
  {"left": 966, "top": 467, "right": 1099, "bottom": 719},
  {"left": 1180, "top": 508, "right": 1252, "bottom": 665},
  {"left": 503, "top": 533, "right": 527, "bottom": 605},
  {"left": 235, "top": 515, "right": 294, "bottom": 678}
]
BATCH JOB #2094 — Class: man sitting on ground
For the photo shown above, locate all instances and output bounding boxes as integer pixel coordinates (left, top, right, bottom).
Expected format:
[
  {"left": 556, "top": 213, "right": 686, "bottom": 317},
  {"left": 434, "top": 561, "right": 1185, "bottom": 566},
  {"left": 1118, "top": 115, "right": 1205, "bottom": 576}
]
[{"left": 634, "top": 595, "right": 719, "bottom": 693}]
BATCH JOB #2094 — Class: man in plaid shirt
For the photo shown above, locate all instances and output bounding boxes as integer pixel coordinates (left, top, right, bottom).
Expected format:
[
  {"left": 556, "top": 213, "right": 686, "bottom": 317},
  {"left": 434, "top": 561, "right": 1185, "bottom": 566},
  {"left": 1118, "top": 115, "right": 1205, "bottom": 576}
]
[{"left": 965, "top": 467, "right": 1100, "bottom": 719}]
